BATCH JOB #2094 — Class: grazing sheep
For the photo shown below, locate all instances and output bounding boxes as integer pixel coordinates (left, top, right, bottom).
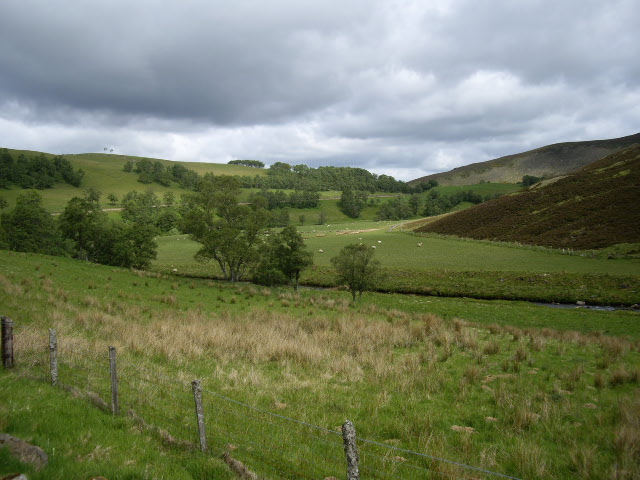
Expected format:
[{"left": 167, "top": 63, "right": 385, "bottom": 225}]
[
  {"left": 372, "top": 245, "right": 376, "bottom": 249},
  {"left": 172, "top": 268, "right": 178, "bottom": 273},
  {"left": 378, "top": 240, "right": 382, "bottom": 243},
  {"left": 418, "top": 242, "right": 423, "bottom": 247},
  {"left": 319, "top": 249, "right": 324, "bottom": 253}
]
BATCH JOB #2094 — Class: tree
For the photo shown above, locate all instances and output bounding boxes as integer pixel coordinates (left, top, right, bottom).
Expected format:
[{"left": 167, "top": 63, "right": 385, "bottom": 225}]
[
  {"left": 59, "top": 195, "right": 109, "bottom": 261},
  {"left": 1, "top": 190, "right": 70, "bottom": 255},
  {"left": 181, "top": 175, "right": 269, "bottom": 281},
  {"left": 107, "top": 193, "right": 119, "bottom": 206},
  {"left": 330, "top": 243, "right": 382, "bottom": 301},
  {"left": 339, "top": 189, "right": 368, "bottom": 218},
  {"left": 255, "top": 226, "right": 313, "bottom": 291}
]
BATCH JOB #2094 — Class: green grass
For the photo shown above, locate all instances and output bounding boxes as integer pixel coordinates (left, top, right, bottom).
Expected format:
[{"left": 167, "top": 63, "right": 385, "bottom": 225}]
[
  {"left": 153, "top": 227, "right": 640, "bottom": 305},
  {"left": 1, "top": 150, "right": 266, "bottom": 212},
  {"left": 1, "top": 250, "right": 639, "bottom": 479},
  {"left": 0, "top": 375, "right": 234, "bottom": 479}
]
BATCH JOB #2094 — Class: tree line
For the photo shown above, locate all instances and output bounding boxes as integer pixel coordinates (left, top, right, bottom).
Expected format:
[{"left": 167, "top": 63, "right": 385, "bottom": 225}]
[{"left": 0, "top": 149, "right": 84, "bottom": 189}]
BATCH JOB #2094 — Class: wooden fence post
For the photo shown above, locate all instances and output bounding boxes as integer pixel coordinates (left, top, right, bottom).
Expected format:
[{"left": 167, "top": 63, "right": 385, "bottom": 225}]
[
  {"left": 49, "top": 329, "right": 58, "bottom": 386},
  {"left": 342, "top": 420, "right": 360, "bottom": 480},
  {"left": 1, "top": 316, "right": 14, "bottom": 369},
  {"left": 191, "top": 379, "right": 208, "bottom": 452},
  {"left": 109, "top": 346, "right": 119, "bottom": 415}
]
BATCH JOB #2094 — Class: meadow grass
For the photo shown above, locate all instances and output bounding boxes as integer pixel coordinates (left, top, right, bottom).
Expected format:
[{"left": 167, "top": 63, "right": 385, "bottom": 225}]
[
  {"left": 154, "top": 228, "right": 640, "bottom": 305},
  {"left": 1, "top": 250, "right": 639, "bottom": 478}
]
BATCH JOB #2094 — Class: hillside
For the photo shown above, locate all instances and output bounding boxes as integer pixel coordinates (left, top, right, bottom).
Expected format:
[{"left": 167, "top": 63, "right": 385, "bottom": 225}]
[
  {"left": 410, "top": 132, "right": 640, "bottom": 186},
  {"left": 415, "top": 145, "right": 640, "bottom": 249},
  {"left": 0, "top": 149, "right": 266, "bottom": 211}
]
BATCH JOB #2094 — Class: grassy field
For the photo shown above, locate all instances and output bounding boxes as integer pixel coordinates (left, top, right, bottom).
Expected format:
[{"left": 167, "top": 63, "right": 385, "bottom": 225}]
[
  {"left": 1, "top": 250, "right": 639, "bottom": 479},
  {"left": 153, "top": 225, "right": 640, "bottom": 305}
]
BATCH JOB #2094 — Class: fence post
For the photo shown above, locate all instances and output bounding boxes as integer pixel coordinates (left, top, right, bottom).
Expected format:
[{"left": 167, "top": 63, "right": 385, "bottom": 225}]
[
  {"left": 1, "top": 316, "right": 14, "bottom": 369},
  {"left": 109, "top": 346, "right": 119, "bottom": 415},
  {"left": 192, "top": 379, "right": 208, "bottom": 452},
  {"left": 342, "top": 420, "right": 360, "bottom": 480},
  {"left": 49, "top": 329, "right": 58, "bottom": 386}
]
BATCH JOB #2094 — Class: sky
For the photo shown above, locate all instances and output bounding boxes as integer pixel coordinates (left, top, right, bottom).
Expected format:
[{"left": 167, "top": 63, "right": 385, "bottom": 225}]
[{"left": 0, "top": 1, "right": 638, "bottom": 181}]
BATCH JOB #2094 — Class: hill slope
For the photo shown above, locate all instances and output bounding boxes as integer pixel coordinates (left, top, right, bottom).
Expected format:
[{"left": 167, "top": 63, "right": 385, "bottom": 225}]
[
  {"left": 0, "top": 150, "right": 266, "bottom": 211},
  {"left": 415, "top": 145, "right": 640, "bottom": 249},
  {"left": 410, "top": 132, "right": 640, "bottom": 186}
]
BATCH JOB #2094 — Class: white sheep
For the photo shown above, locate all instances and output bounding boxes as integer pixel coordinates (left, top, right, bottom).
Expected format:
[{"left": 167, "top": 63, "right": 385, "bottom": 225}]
[
  {"left": 418, "top": 242, "right": 423, "bottom": 247},
  {"left": 378, "top": 240, "right": 382, "bottom": 244},
  {"left": 371, "top": 245, "right": 376, "bottom": 249},
  {"left": 318, "top": 249, "right": 324, "bottom": 253}
]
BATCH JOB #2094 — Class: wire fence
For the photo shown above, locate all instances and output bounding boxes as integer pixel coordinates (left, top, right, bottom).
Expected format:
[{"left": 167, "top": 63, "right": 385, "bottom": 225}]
[{"left": 1, "top": 317, "right": 522, "bottom": 480}]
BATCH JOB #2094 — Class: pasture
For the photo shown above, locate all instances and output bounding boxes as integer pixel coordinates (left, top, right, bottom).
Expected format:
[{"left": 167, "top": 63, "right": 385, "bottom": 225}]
[
  {"left": 1, "top": 250, "right": 638, "bottom": 479},
  {"left": 153, "top": 223, "right": 640, "bottom": 306}
]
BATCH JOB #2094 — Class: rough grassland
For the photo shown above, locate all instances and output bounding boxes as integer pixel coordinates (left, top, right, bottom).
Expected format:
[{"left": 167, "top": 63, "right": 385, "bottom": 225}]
[{"left": 1, "top": 250, "right": 639, "bottom": 479}]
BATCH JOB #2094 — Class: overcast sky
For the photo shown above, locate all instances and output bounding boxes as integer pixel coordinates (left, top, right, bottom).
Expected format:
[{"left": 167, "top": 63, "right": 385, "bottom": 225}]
[{"left": 1, "top": 0, "right": 638, "bottom": 181}]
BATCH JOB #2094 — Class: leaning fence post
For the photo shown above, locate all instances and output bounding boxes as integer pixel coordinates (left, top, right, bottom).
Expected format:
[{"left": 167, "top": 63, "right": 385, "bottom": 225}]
[
  {"left": 342, "top": 420, "right": 360, "bottom": 480},
  {"left": 49, "top": 329, "right": 58, "bottom": 386},
  {"left": 192, "top": 379, "right": 208, "bottom": 452},
  {"left": 1, "top": 316, "right": 14, "bottom": 369},
  {"left": 109, "top": 346, "right": 119, "bottom": 415}
]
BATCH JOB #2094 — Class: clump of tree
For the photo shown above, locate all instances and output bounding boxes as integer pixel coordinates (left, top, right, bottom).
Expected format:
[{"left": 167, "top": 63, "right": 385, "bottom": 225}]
[
  {"left": 253, "top": 225, "right": 313, "bottom": 290},
  {"left": 339, "top": 189, "right": 368, "bottom": 218},
  {"left": 59, "top": 189, "right": 158, "bottom": 269},
  {"left": 376, "top": 195, "right": 422, "bottom": 221},
  {"left": 331, "top": 243, "right": 383, "bottom": 301},
  {"left": 1, "top": 190, "right": 71, "bottom": 255},
  {"left": 180, "top": 175, "right": 270, "bottom": 282},
  {"left": 0, "top": 149, "right": 84, "bottom": 189},
  {"left": 422, "top": 190, "right": 499, "bottom": 217},
  {"left": 521, "top": 175, "right": 544, "bottom": 186},
  {"left": 248, "top": 189, "right": 321, "bottom": 210},
  {"left": 123, "top": 158, "right": 200, "bottom": 189},
  {"left": 238, "top": 163, "right": 411, "bottom": 193},
  {"left": 228, "top": 160, "right": 265, "bottom": 168}
]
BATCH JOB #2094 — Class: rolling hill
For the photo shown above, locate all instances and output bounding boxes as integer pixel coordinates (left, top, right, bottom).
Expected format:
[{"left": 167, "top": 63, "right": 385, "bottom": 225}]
[
  {"left": 415, "top": 145, "right": 640, "bottom": 249},
  {"left": 410, "top": 132, "right": 640, "bottom": 187},
  {"left": 0, "top": 150, "right": 266, "bottom": 211}
]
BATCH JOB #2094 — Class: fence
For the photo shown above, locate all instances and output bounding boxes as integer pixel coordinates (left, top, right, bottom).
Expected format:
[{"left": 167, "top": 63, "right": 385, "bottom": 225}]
[{"left": 2, "top": 316, "right": 521, "bottom": 480}]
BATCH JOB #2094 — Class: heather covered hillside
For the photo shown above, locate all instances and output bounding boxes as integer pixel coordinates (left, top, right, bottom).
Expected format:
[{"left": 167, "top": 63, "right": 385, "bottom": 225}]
[
  {"left": 410, "top": 132, "right": 640, "bottom": 187},
  {"left": 416, "top": 145, "right": 640, "bottom": 249}
]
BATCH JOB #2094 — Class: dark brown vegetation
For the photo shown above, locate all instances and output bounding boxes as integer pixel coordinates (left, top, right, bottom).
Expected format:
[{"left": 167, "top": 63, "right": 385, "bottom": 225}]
[
  {"left": 410, "top": 131, "right": 640, "bottom": 186},
  {"left": 415, "top": 145, "right": 640, "bottom": 249}
]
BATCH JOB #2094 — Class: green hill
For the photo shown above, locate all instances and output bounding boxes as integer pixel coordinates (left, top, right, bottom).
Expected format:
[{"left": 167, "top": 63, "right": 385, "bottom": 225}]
[
  {"left": 410, "top": 132, "right": 640, "bottom": 187},
  {"left": 0, "top": 150, "right": 266, "bottom": 211},
  {"left": 415, "top": 145, "right": 640, "bottom": 249}
]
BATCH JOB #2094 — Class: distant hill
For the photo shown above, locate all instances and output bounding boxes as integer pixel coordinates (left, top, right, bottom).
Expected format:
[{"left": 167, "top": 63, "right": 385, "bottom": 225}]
[
  {"left": 410, "top": 132, "right": 640, "bottom": 186},
  {"left": 0, "top": 149, "right": 266, "bottom": 211},
  {"left": 414, "top": 145, "right": 640, "bottom": 249}
]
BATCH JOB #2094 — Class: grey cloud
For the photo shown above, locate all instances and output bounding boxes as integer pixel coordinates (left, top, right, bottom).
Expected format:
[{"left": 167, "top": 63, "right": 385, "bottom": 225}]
[{"left": 0, "top": 0, "right": 638, "bottom": 181}]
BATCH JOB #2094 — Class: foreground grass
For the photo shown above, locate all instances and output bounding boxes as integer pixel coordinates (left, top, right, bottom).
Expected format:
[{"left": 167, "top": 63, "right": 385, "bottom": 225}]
[
  {"left": 1, "top": 250, "right": 639, "bottom": 479},
  {"left": 0, "top": 376, "right": 233, "bottom": 479}
]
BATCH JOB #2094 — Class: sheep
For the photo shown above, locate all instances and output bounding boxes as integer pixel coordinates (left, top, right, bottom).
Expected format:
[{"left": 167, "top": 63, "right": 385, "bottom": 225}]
[
  {"left": 371, "top": 245, "right": 376, "bottom": 249},
  {"left": 418, "top": 242, "right": 423, "bottom": 247},
  {"left": 378, "top": 240, "right": 382, "bottom": 243},
  {"left": 318, "top": 249, "right": 324, "bottom": 253}
]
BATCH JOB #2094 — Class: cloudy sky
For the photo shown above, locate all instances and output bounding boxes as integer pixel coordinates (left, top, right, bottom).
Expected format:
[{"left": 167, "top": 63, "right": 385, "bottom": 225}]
[{"left": 0, "top": 0, "right": 638, "bottom": 181}]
